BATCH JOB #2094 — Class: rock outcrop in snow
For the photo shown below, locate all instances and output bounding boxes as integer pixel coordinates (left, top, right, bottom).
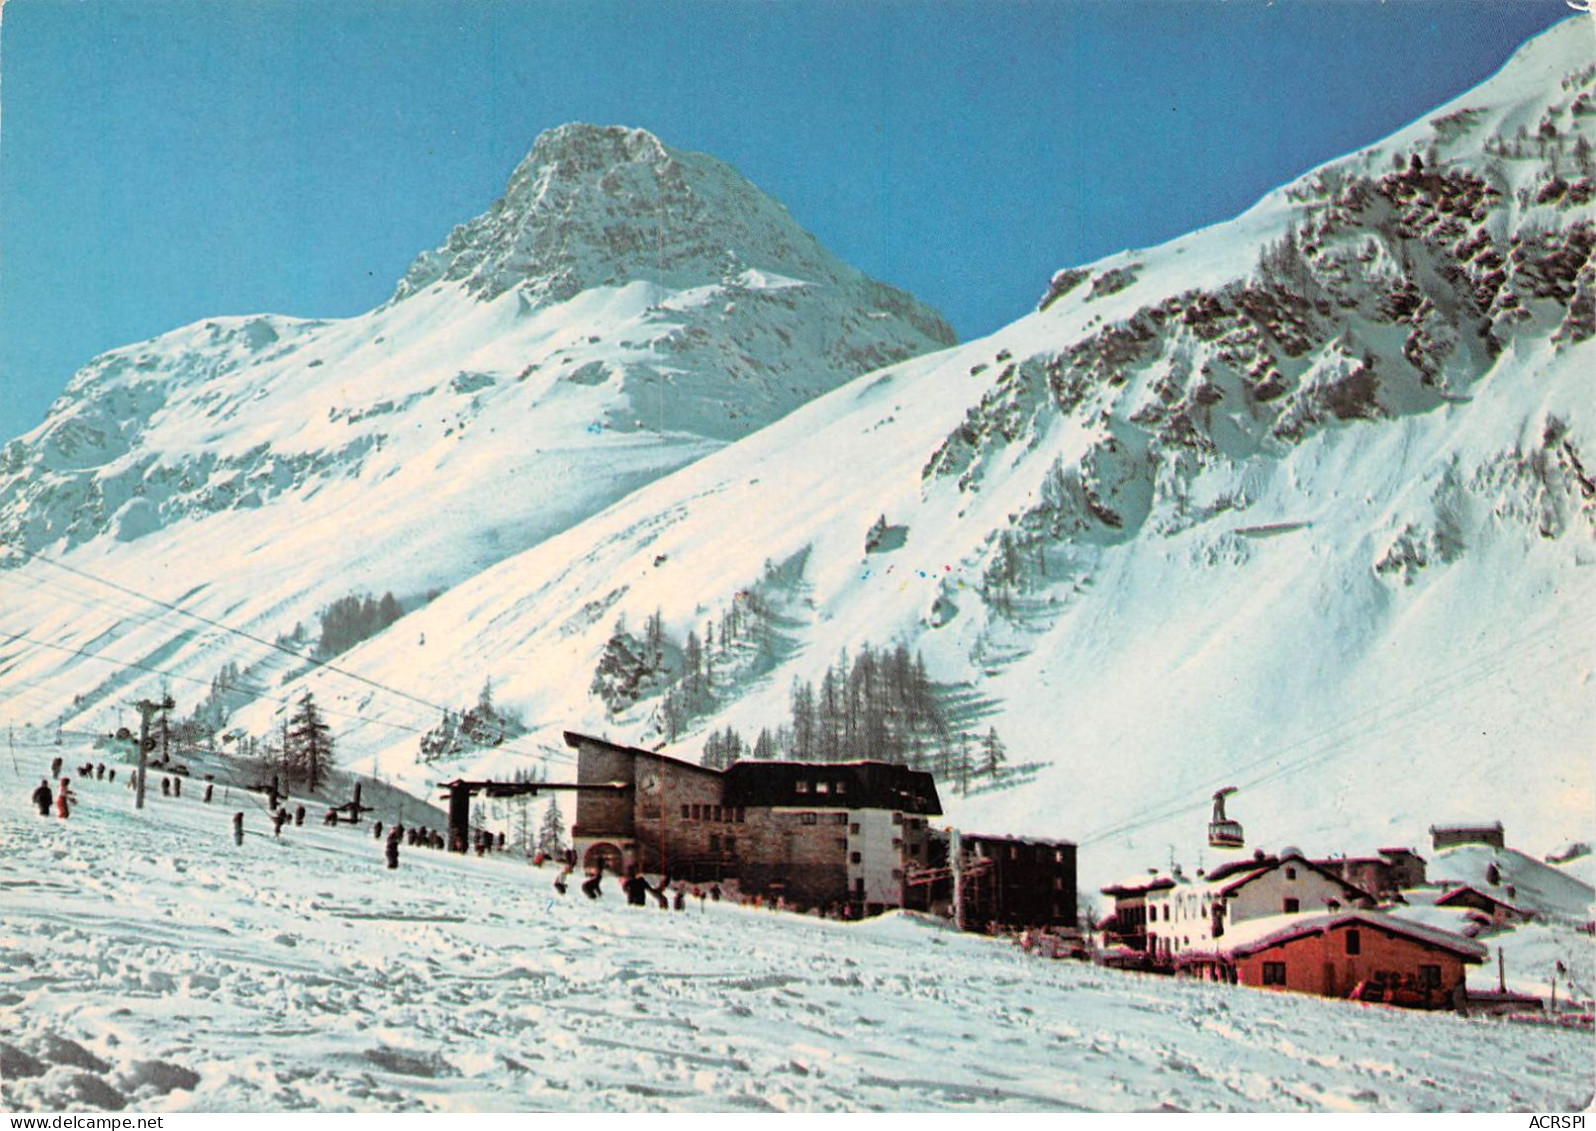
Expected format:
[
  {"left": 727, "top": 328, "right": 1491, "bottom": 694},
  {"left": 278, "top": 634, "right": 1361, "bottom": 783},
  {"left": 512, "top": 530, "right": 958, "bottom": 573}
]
[{"left": 240, "top": 19, "right": 1595, "bottom": 882}]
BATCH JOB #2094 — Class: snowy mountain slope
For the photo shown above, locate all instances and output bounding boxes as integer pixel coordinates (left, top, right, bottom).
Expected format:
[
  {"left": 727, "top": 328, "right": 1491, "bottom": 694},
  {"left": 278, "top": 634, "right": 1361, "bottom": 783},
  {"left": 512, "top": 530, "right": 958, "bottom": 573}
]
[
  {"left": 245, "top": 19, "right": 1596, "bottom": 882},
  {"left": 0, "top": 124, "right": 952, "bottom": 732},
  {"left": 2, "top": 766, "right": 1589, "bottom": 1114},
  {"left": 1428, "top": 844, "right": 1596, "bottom": 924}
]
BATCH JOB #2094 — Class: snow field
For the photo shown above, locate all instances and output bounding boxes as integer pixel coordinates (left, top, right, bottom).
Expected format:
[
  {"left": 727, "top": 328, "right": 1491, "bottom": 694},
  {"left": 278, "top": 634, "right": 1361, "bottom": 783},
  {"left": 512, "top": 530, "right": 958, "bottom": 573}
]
[{"left": 1, "top": 750, "right": 1591, "bottom": 1114}]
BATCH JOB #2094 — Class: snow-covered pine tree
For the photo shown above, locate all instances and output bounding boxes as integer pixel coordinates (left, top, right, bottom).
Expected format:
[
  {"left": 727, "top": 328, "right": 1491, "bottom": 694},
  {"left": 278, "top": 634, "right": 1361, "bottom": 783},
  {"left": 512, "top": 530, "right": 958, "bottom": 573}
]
[{"left": 537, "top": 796, "right": 566, "bottom": 857}]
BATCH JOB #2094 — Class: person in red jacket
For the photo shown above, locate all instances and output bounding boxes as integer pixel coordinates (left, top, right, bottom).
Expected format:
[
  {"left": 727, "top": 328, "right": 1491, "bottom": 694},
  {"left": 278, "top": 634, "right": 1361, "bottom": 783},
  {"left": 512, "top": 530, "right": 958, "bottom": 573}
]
[{"left": 55, "top": 778, "right": 77, "bottom": 819}]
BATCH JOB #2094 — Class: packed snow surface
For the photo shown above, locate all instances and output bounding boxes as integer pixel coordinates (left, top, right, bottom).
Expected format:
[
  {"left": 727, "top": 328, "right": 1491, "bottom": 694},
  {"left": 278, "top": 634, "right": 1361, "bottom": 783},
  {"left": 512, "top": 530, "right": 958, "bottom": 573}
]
[{"left": 1, "top": 759, "right": 1591, "bottom": 1114}]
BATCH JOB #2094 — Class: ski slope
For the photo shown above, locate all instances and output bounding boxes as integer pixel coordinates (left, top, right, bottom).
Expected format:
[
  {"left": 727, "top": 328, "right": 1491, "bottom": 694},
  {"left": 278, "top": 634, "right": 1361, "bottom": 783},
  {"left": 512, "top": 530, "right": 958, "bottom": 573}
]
[{"left": 1, "top": 748, "right": 1590, "bottom": 1114}]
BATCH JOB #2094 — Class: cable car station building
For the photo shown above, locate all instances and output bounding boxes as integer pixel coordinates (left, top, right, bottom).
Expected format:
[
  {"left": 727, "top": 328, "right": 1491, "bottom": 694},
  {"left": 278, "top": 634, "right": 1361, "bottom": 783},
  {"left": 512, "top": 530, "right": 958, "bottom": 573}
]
[{"left": 565, "top": 730, "right": 942, "bottom": 916}]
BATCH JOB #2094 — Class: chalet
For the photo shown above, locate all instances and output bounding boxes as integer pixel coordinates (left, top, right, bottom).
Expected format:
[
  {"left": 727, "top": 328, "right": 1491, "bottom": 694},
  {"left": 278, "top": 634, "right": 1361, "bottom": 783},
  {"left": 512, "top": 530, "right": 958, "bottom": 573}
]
[
  {"left": 563, "top": 731, "right": 941, "bottom": 916},
  {"left": 928, "top": 832, "right": 1078, "bottom": 932},
  {"left": 1433, "top": 883, "right": 1531, "bottom": 928},
  {"left": 1143, "top": 850, "right": 1374, "bottom": 965},
  {"left": 1100, "top": 871, "right": 1179, "bottom": 957},
  {"left": 1178, "top": 910, "right": 1487, "bottom": 1007},
  {"left": 1429, "top": 822, "right": 1505, "bottom": 851},
  {"left": 1314, "top": 847, "right": 1427, "bottom": 899}
]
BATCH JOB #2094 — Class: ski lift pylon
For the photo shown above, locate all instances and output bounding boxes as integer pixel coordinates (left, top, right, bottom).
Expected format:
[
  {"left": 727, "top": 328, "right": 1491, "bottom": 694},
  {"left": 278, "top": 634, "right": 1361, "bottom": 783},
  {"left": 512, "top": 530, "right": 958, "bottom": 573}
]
[{"left": 1208, "top": 786, "right": 1245, "bottom": 849}]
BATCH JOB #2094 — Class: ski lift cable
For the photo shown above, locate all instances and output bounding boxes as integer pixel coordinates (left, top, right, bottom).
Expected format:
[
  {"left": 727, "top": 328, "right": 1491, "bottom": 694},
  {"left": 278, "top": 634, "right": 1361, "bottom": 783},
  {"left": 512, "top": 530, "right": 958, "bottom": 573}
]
[
  {"left": 1, "top": 541, "right": 447, "bottom": 716},
  {"left": 0, "top": 542, "right": 581, "bottom": 769},
  {"left": 0, "top": 630, "right": 473, "bottom": 748},
  {"left": 1076, "top": 600, "right": 1596, "bottom": 848}
]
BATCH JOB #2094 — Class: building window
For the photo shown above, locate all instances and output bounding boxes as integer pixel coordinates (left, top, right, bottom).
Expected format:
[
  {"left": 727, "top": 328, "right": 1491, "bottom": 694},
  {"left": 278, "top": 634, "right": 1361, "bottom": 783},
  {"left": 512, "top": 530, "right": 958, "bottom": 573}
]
[
  {"left": 724, "top": 836, "right": 736, "bottom": 854},
  {"left": 692, "top": 804, "right": 702, "bottom": 820},
  {"left": 910, "top": 844, "right": 921, "bottom": 857},
  {"left": 831, "top": 813, "right": 848, "bottom": 825},
  {"left": 892, "top": 812, "right": 903, "bottom": 825},
  {"left": 713, "top": 806, "right": 723, "bottom": 822},
  {"left": 1285, "top": 866, "right": 1298, "bottom": 881},
  {"left": 1419, "top": 964, "right": 1441, "bottom": 990},
  {"left": 836, "top": 837, "right": 847, "bottom": 849},
  {"left": 796, "top": 781, "right": 810, "bottom": 794},
  {"left": 816, "top": 782, "right": 829, "bottom": 794},
  {"left": 850, "top": 823, "right": 861, "bottom": 835},
  {"left": 850, "top": 852, "right": 862, "bottom": 865},
  {"left": 892, "top": 838, "right": 902, "bottom": 849},
  {"left": 1283, "top": 898, "right": 1300, "bottom": 914},
  {"left": 736, "top": 809, "right": 745, "bottom": 823},
  {"left": 891, "top": 869, "right": 903, "bottom": 880},
  {"left": 801, "top": 813, "right": 818, "bottom": 826},
  {"left": 709, "top": 834, "right": 721, "bottom": 852},
  {"left": 1345, "top": 929, "right": 1361, "bottom": 955},
  {"left": 681, "top": 804, "right": 690, "bottom": 820},
  {"left": 836, "top": 781, "right": 847, "bottom": 795},
  {"left": 1262, "top": 962, "right": 1287, "bottom": 986}
]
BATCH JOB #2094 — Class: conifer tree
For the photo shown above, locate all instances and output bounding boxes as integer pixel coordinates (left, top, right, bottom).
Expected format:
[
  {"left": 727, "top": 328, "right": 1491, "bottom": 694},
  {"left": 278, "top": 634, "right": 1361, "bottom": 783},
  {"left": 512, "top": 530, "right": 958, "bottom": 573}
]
[
  {"left": 537, "top": 796, "right": 566, "bottom": 857},
  {"left": 285, "top": 692, "right": 334, "bottom": 794}
]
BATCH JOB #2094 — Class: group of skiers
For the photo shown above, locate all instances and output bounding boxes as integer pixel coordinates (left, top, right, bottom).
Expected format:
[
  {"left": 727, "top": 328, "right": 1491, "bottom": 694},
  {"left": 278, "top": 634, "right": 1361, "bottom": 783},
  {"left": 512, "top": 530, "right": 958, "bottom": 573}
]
[
  {"left": 30, "top": 776, "right": 76, "bottom": 819},
  {"left": 546, "top": 856, "right": 723, "bottom": 912}
]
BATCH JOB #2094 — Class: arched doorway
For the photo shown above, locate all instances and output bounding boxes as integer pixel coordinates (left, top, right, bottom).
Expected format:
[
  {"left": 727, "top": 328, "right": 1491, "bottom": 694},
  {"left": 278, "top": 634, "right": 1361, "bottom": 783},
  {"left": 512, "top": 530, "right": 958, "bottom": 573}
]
[{"left": 584, "top": 841, "right": 624, "bottom": 875}]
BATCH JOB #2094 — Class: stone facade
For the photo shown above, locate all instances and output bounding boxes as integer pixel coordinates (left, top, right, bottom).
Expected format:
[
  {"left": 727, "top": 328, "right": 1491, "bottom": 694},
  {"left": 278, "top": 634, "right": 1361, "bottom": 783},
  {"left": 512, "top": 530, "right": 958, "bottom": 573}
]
[{"left": 565, "top": 731, "right": 942, "bottom": 914}]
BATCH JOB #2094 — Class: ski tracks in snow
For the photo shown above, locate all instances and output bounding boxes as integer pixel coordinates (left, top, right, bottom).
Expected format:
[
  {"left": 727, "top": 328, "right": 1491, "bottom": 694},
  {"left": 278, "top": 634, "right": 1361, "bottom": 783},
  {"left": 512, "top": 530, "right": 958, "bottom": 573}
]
[{"left": 1, "top": 770, "right": 1591, "bottom": 1112}]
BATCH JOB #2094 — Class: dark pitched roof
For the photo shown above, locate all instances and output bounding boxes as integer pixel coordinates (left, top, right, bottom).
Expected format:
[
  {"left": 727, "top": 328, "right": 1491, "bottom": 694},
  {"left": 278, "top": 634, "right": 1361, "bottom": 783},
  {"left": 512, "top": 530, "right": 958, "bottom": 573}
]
[{"left": 722, "top": 759, "right": 942, "bottom": 815}]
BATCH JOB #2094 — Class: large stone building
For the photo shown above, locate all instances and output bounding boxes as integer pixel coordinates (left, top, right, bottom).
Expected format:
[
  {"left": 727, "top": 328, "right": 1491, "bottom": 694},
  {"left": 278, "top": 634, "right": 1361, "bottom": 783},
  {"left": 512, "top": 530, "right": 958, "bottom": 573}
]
[{"left": 564, "top": 731, "right": 942, "bottom": 915}]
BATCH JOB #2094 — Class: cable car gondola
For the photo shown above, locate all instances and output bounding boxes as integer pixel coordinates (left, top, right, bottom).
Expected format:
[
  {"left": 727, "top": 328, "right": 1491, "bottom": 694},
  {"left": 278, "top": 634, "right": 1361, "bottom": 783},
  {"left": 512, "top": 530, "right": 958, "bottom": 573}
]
[{"left": 1208, "top": 786, "right": 1245, "bottom": 849}]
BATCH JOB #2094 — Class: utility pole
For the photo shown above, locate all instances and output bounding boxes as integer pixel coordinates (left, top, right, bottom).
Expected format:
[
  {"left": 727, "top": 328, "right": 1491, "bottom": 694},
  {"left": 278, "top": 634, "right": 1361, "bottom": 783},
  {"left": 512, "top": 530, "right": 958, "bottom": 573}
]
[
  {"left": 133, "top": 696, "right": 174, "bottom": 811},
  {"left": 951, "top": 827, "right": 963, "bottom": 932}
]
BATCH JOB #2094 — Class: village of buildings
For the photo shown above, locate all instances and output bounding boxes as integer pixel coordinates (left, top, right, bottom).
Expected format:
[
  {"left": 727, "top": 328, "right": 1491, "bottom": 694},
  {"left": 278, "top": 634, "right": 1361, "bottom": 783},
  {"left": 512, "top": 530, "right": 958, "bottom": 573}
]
[{"left": 424, "top": 730, "right": 1594, "bottom": 1025}]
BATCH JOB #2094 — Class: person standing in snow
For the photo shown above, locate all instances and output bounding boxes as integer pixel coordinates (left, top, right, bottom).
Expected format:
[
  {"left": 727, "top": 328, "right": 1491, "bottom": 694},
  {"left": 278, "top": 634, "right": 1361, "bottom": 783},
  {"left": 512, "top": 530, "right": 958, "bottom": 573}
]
[
  {"left": 294, "top": 804, "right": 306, "bottom": 826},
  {"left": 373, "top": 821, "right": 384, "bottom": 840},
  {"left": 623, "top": 871, "right": 649, "bottom": 906},
  {"left": 31, "top": 778, "right": 53, "bottom": 817},
  {"left": 672, "top": 885, "right": 686, "bottom": 912},
  {"left": 203, "top": 783, "right": 213, "bottom": 804},
  {"left": 50, "top": 756, "right": 62, "bottom": 780},
  {"left": 55, "top": 778, "right": 77, "bottom": 819},
  {"left": 172, "top": 776, "right": 182, "bottom": 798},
  {"left": 581, "top": 864, "right": 604, "bottom": 900},
  {"left": 385, "top": 828, "right": 401, "bottom": 870},
  {"left": 160, "top": 776, "right": 171, "bottom": 797},
  {"left": 232, "top": 811, "right": 245, "bottom": 846},
  {"left": 272, "top": 808, "right": 289, "bottom": 837}
]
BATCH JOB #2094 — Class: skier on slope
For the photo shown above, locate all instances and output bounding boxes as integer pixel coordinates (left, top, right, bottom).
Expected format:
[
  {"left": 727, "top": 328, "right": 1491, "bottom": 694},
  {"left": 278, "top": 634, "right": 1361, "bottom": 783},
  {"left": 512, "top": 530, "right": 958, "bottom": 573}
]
[
  {"left": 581, "top": 863, "right": 604, "bottom": 900},
  {"left": 31, "top": 778, "right": 52, "bottom": 817},
  {"left": 55, "top": 778, "right": 77, "bottom": 819},
  {"left": 554, "top": 865, "right": 571, "bottom": 896}
]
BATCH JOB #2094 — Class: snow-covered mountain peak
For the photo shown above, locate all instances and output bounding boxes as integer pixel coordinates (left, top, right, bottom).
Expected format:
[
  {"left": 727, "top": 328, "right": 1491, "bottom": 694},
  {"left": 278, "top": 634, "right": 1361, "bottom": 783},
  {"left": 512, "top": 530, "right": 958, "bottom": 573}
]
[{"left": 390, "top": 122, "right": 884, "bottom": 315}]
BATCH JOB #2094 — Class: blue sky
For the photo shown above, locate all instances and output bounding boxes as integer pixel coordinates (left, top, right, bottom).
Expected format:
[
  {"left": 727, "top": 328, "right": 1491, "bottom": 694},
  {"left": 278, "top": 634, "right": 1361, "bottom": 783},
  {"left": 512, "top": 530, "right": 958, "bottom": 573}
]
[{"left": 0, "top": 0, "right": 1575, "bottom": 442}]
